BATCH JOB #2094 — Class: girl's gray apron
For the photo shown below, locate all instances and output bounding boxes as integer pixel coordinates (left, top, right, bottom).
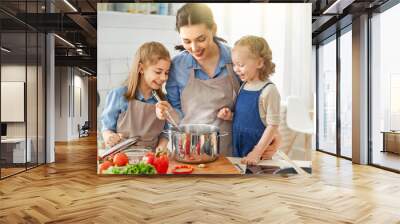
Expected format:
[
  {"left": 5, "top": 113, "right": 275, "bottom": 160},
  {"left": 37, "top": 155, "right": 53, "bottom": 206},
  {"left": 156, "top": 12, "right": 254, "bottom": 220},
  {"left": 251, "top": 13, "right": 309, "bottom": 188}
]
[{"left": 116, "top": 99, "right": 165, "bottom": 149}]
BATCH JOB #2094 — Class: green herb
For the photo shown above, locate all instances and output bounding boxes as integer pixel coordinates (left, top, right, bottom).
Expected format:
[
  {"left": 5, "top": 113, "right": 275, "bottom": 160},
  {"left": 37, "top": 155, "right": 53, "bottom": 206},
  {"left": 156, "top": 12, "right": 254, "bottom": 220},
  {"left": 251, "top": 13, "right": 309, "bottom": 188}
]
[
  {"left": 105, "top": 162, "right": 156, "bottom": 175},
  {"left": 104, "top": 166, "right": 122, "bottom": 174}
]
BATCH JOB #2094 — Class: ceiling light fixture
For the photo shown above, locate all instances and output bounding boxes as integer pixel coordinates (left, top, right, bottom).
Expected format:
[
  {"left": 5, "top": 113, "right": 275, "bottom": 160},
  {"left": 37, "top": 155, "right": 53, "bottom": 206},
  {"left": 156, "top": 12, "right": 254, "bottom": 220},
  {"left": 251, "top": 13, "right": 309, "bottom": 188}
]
[
  {"left": 78, "top": 67, "right": 92, "bottom": 76},
  {"left": 63, "top": 0, "right": 78, "bottom": 12},
  {"left": 1, "top": 47, "right": 11, "bottom": 53},
  {"left": 54, "top": 34, "right": 75, "bottom": 48}
]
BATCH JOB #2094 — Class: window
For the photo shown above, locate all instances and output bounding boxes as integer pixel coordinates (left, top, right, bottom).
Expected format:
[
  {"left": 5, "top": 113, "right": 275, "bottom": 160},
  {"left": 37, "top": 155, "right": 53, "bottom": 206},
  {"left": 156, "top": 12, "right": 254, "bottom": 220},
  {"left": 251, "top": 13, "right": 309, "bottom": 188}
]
[
  {"left": 371, "top": 2, "right": 400, "bottom": 171},
  {"left": 340, "top": 28, "right": 352, "bottom": 158},
  {"left": 0, "top": 1, "right": 47, "bottom": 179},
  {"left": 390, "top": 74, "right": 400, "bottom": 130},
  {"left": 317, "top": 36, "right": 337, "bottom": 154}
]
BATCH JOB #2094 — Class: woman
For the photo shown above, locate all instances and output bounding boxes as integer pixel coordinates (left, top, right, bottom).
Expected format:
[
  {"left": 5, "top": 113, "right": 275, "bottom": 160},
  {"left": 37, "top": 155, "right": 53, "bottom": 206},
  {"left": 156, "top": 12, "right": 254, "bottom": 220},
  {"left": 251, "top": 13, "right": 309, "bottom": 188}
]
[{"left": 164, "top": 3, "right": 240, "bottom": 156}]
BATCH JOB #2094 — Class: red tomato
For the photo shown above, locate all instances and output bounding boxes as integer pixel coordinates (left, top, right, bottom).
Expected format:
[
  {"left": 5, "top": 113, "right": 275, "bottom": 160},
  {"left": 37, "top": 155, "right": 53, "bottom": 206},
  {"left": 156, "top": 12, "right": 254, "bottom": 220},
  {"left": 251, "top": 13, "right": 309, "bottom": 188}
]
[
  {"left": 154, "top": 154, "right": 169, "bottom": 174},
  {"left": 99, "top": 161, "right": 113, "bottom": 173},
  {"left": 113, "top": 152, "right": 129, "bottom": 166},
  {"left": 143, "top": 152, "right": 155, "bottom": 165}
]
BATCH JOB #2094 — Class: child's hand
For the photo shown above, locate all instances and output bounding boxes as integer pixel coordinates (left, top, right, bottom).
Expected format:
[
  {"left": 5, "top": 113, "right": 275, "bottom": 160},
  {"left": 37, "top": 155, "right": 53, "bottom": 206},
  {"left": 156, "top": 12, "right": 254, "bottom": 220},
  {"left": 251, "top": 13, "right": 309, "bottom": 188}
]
[
  {"left": 261, "top": 136, "right": 281, "bottom": 160},
  {"left": 241, "top": 147, "right": 264, "bottom": 165},
  {"left": 156, "top": 138, "right": 169, "bottom": 153},
  {"left": 261, "top": 149, "right": 276, "bottom": 160},
  {"left": 217, "top": 107, "right": 233, "bottom": 121},
  {"left": 104, "top": 132, "right": 123, "bottom": 147},
  {"left": 156, "top": 101, "right": 172, "bottom": 120}
]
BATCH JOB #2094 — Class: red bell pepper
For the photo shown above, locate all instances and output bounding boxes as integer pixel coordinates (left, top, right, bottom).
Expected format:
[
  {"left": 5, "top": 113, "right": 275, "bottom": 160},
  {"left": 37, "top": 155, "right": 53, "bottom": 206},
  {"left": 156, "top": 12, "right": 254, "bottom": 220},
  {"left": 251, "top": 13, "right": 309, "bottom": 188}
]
[
  {"left": 143, "top": 152, "right": 155, "bottom": 166},
  {"left": 172, "top": 165, "right": 193, "bottom": 174},
  {"left": 99, "top": 161, "right": 113, "bottom": 174},
  {"left": 153, "top": 151, "right": 169, "bottom": 174}
]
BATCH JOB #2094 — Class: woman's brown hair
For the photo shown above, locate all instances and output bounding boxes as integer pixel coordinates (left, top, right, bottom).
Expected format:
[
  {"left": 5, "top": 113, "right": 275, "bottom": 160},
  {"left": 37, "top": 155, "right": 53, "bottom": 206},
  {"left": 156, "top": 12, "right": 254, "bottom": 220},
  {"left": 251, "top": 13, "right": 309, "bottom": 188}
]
[
  {"left": 124, "top": 42, "right": 170, "bottom": 100},
  {"left": 175, "top": 3, "right": 226, "bottom": 51}
]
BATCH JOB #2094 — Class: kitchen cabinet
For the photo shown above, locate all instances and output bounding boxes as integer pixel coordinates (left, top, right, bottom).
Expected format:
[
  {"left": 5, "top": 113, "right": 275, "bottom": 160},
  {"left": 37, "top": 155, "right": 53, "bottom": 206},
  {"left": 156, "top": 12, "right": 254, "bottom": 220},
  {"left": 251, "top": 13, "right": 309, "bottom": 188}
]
[{"left": 382, "top": 131, "right": 400, "bottom": 154}]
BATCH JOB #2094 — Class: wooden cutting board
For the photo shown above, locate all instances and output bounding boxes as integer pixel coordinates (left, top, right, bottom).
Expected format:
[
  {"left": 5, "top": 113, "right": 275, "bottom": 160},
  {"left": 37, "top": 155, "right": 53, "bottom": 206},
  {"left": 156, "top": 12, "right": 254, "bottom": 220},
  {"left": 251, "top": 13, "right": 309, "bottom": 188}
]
[{"left": 167, "top": 156, "right": 241, "bottom": 175}]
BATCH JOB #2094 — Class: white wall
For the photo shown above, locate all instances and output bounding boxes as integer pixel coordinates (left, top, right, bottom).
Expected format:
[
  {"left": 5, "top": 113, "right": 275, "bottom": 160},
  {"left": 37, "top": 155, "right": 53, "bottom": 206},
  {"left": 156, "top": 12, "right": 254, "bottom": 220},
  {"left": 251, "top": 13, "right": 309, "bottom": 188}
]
[
  {"left": 1, "top": 65, "right": 35, "bottom": 137},
  {"left": 97, "top": 12, "right": 180, "bottom": 131},
  {"left": 55, "top": 67, "right": 68, "bottom": 141},
  {"left": 1, "top": 64, "right": 46, "bottom": 163},
  {"left": 1, "top": 65, "right": 26, "bottom": 139},
  {"left": 54, "top": 67, "right": 89, "bottom": 141}
]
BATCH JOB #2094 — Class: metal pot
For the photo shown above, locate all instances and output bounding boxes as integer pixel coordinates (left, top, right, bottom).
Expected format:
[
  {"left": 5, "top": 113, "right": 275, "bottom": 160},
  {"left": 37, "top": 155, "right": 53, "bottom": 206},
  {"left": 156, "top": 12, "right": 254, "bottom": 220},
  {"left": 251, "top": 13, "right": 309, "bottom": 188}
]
[{"left": 167, "top": 124, "right": 227, "bottom": 164}]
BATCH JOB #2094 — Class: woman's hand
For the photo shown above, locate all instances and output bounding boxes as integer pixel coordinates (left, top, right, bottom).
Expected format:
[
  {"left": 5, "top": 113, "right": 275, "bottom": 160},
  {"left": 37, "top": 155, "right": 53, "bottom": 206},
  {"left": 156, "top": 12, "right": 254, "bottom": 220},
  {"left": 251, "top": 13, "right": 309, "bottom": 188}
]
[
  {"left": 103, "top": 131, "right": 123, "bottom": 147},
  {"left": 156, "top": 101, "right": 173, "bottom": 120},
  {"left": 217, "top": 107, "right": 233, "bottom": 121}
]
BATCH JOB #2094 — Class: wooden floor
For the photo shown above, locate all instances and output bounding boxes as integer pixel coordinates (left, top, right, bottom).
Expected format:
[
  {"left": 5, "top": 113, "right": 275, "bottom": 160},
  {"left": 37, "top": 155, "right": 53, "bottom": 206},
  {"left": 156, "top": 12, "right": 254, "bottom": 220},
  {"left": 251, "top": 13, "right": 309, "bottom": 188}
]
[
  {"left": 372, "top": 150, "right": 400, "bottom": 171},
  {"left": 1, "top": 167, "right": 26, "bottom": 177},
  {"left": 1, "top": 163, "right": 45, "bottom": 178},
  {"left": 1, "top": 136, "right": 400, "bottom": 223}
]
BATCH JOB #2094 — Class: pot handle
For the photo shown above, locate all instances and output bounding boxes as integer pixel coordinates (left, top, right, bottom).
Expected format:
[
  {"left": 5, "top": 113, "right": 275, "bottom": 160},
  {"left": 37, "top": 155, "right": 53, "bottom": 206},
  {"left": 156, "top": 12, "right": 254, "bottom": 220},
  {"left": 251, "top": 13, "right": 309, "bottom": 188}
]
[
  {"left": 218, "top": 132, "right": 230, "bottom": 137},
  {"left": 162, "top": 129, "right": 178, "bottom": 134},
  {"left": 162, "top": 130, "right": 230, "bottom": 136}
]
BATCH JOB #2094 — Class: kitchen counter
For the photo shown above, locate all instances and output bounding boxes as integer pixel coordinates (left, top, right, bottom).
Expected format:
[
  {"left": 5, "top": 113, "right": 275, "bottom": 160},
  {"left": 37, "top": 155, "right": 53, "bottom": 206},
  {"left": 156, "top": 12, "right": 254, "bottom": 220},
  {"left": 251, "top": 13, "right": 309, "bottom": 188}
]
[
  {"left": 168, "top": 156, "right": 311, "bottom": 175},
  {"left": 168, "top": 156, "right": 241, "bottom": 175},
  {"left": 227, "top": 157, "right": 312, "bottom": 175},
  {"left": 98, "top": 147, "right": 311, "bottom": 175}
]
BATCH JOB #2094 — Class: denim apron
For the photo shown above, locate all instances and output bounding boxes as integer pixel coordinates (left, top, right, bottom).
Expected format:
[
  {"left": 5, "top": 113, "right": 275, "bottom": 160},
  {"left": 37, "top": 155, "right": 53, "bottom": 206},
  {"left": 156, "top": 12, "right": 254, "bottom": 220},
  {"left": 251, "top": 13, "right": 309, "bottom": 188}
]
[{"left": 232, "top": 82, "right": 273, "bottom": 157}]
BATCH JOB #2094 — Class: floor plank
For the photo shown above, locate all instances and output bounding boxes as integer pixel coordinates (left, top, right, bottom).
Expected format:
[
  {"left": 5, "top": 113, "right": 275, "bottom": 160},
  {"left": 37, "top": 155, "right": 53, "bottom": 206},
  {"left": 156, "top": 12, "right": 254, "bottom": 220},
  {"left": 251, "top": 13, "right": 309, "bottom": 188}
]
[
  {"left": 372, "top": 151, "right": 400, "bottom": 171},
  {"left": 0, "top": 135, "right": 399, "bottom": 223}
]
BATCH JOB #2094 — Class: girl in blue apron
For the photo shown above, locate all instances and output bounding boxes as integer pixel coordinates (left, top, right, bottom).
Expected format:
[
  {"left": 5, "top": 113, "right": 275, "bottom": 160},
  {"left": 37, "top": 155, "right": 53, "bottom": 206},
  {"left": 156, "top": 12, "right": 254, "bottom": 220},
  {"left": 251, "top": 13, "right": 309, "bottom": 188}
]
[{"left": 217, "top": 35, "right": 282, "bottom": 165}]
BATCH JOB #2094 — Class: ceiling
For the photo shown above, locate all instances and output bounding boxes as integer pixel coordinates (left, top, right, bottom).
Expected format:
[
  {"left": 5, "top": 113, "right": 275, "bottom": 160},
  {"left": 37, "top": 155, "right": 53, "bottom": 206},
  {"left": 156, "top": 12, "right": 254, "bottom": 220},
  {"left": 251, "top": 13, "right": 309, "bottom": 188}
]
[
  {"left": 0, "top": 0, "right": 98, "bottom": 74},
  {"left": 0, "top": 0, "right": 393, "bottom": 76}
]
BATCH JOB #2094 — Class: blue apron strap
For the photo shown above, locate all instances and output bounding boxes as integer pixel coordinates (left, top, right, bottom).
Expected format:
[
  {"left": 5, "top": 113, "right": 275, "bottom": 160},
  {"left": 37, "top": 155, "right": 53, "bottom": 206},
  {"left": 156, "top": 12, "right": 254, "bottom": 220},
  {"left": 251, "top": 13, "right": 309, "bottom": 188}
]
[{"left": 238, "top": 81, "right": 247, "bottom": 94}]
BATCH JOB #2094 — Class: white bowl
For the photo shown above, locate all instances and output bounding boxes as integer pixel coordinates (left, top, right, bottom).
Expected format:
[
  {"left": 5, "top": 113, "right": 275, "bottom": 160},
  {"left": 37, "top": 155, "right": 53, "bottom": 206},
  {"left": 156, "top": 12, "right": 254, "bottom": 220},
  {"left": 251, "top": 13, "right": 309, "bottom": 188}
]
[{"left": 124, "top": 148, "right": 150, "bottom": 164}]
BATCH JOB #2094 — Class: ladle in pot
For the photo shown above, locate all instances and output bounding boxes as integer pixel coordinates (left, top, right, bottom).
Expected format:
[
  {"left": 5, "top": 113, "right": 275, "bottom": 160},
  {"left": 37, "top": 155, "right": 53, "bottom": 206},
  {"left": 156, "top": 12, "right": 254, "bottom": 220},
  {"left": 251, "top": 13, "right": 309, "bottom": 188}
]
[{"left": 152, "top": 90, "right": 180, "bottom": 131}]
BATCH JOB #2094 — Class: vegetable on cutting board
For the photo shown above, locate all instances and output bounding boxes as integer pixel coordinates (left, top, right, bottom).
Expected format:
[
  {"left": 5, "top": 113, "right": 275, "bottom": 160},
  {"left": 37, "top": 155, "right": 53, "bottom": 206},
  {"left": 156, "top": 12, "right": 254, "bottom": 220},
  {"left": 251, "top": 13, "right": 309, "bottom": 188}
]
[
  {"left": 113, "top": 152, "right": 129, "bottom": 166},
  {"left": 153, "top": 149, "right": 169, "bottom": 174},
  {"left": 172, "top": 165, "right": 194, "bottom": 174},
  {"left": 101, "top": 149, "right": 170, "bottom": 175},
  {"left": 143, "top": 151, "right": 155, "bottom": 166},
  {"left": 99, "top": 161, "right": 113, "bottom": 173},
  {"left": 104, "top": 162, "right": 156, "bottom": 175}
]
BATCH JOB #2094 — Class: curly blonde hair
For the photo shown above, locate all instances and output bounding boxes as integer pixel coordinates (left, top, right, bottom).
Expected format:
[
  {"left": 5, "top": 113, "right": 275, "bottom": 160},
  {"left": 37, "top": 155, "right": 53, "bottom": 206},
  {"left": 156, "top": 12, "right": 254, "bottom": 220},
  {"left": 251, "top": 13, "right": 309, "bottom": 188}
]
[{"left": 233, "top": 35, "right": 275, "bottom": 80}]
